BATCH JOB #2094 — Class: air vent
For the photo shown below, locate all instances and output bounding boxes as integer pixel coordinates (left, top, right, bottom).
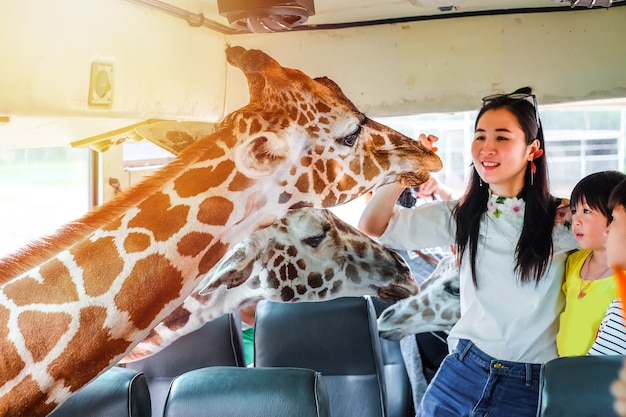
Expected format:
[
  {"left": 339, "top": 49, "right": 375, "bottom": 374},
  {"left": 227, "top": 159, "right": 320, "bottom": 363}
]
[{"left": 218, "top": 0, "right": 315, "bottom": 33}]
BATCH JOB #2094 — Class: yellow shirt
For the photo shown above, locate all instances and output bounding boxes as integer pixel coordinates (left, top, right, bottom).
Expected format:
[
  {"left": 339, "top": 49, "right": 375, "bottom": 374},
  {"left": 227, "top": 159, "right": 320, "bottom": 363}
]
[{"left": 557, "top": 249, "right": 617, "bottom": 356}]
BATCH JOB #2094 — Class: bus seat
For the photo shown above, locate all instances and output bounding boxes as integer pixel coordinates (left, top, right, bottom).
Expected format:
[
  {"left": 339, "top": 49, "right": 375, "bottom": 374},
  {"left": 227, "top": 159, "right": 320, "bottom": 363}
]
[
  {"left": 254, "top": 296, "right": 388, "bottom": 417},
  {"left": 125, "top": 312, "right": 246, "bottom": 417},
  {"left": 371, "top": 297, "right": 415, "bottom": 417},
  {"left": 538, "top": 354, "right": 623, "bottom": 417},
  {"left": 162, "top": 366, "right": 331, "bottom": 417},
  {"left": 50, "top": 366, "right": 150, "bottom": 417}
]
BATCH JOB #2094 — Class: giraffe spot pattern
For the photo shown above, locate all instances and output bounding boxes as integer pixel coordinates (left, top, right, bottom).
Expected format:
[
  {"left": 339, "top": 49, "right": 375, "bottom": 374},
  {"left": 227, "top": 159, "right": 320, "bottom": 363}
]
[
  {"left": 324, "top": 269, "right": 335, "bottom": 281},
  {"left": 307, "top": 272, "right": 323, "bottom": 288},
  {"left": 247, "top": 275, "right": 261, "bottom": 289},
  {"left": 325, "top": 159, "right": 339, "bottom": 184},
  {"left": 102, "top": 216, "right": 123, "bottom": 232},
  {"left": 124, "top": 232, "right": 152, "bottom": 253},
  {"left": 76, "top": 236, "right": 124, "bottom": 297},
  {"left": 349, "top": 158, "right": 362, "bottom": 176},
  {"left": 422, "top": 308, "right": 436, "bottom": 321},
  {"left": 314, "top": 101, "right": 331, "bottom": 113},
  {"left": 329, "top": 280, "right": 343, "bottom": 296},
  {"left": 177, "top": 232, "right": 215, "bottom": 257},
  {"left": 163, "top": 306, "right": 192, "bottom": 331},
  {"left": 48, "top": 306, "right": 131, "bottom": 392},
  {"left": 280, "top": 286, "right": 295, "bottom": 301},
  {"left": 129, "top": 193, "right": 189, "bottom": 242},
  {"left": 0, "top": 376, "right": 57, "bottom": 417},
  {"left": 345, "top": 263, "right": 361, "bottom": 284},
  {"left": 19, "top": 311, "right": 71, "bottom": 363},
  {"left": 115, "top": 254, "right": 184, "bottom": 330},
  {"left": 4, "top": 258, "right": 79, "bottom": 306},
  {"left": 249, "top": 118, "right": 262, "bottom": 135},
  {"left": 0, "top": 305, "right": 25, "bottom": 380},
  {"left": 197, "top": 197, "right": 233, "bottom": 226},
  {"left": 280, "top": 263, "right": 298, "bottom": 281},
  {"left": 295, "top": 173, "right": 309, "bottom": 193},
  {"left": 228, "top": 172, "right": 254, "bottom": 192},
  {"left": 278, "top": 192, "right": 292, "bottom": 204},
  {"left": 174, "top": 160, "right": 236, "bottom": 198},
  {"left": 198, "top": 241, "right": 229, "bottom": 276},
  {"left": 267, "top": 270, "right": 280, "bottom": 289}
]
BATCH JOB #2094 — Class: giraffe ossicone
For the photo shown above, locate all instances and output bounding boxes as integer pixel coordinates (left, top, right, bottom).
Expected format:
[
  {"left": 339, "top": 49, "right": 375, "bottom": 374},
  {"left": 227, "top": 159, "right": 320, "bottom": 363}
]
[
  {"left": 377, "top": 255, "right": 461, "bottom": 341},
  {"left": 0, "top": 46, "right": 441, "bottom": 417},
  {"left": 122, "top": 207, "right": 417, "bottom": 362}
]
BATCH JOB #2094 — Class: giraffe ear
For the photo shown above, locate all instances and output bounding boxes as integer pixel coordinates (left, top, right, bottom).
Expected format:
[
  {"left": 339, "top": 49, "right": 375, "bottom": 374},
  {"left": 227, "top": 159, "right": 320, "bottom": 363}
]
[{"left": 235, "top": 132, "right": 289, "bottom": 178}]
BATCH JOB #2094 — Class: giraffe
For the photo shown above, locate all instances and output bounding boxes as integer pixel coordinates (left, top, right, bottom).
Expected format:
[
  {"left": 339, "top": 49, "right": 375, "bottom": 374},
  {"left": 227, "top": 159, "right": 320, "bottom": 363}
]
[
  {"left": 0, "top": 46, "right": 442, "bottom": 416},
  {"left": 121, "top": 207, "right": 417, "bottom": 362},
  {"left": 377, "top": 255, "right": 460, "bottom": 341}
]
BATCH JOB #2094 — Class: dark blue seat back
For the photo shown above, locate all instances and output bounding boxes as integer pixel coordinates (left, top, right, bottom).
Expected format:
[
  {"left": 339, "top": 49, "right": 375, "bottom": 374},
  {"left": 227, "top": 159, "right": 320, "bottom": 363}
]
[
  {"left": 254, "top": 296, "right": 388, "bottom": 417},
  {"left": 125, "top": 312, "right": 246, "bottom": 417},
  {"left": 50, "top": 366, "right": 151, "bottom": 417},
  {"left": 163, "top": 366, "right": 331, "bottom": 417}
]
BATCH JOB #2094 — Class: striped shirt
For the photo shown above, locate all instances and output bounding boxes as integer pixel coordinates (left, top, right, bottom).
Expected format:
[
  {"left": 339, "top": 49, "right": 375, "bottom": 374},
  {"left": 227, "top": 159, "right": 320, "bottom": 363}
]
[{"left": 588, "top": 299, "right": 626, "bottom": 355}]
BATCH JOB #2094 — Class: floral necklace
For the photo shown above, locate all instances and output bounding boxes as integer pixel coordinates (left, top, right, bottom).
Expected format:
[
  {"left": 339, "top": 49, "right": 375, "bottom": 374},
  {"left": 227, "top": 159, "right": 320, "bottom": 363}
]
[{"left": 486, "top": 191, "right": 524, "bottom": 219}]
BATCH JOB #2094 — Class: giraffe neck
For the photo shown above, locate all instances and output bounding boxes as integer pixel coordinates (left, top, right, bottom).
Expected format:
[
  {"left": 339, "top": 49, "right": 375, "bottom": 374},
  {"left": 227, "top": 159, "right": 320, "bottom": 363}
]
[{"left": 0, "top": 131, "right": 292, "bottom": 416}]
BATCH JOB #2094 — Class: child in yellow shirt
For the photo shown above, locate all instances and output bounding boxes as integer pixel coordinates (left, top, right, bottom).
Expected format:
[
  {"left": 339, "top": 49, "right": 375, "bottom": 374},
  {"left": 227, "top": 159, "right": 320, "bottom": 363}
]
[{"left": 557, "top": 170, "right": 626, "bottom": 356}]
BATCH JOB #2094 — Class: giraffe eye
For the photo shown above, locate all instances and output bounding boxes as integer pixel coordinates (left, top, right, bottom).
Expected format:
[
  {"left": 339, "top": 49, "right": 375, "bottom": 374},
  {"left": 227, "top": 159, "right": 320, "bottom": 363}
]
[
  {"left": 342, "top": 125, "right": 361, "bottom": 147},
  {"left": 303, "top": 234, "right": 325, "bottom": 248},
  {"left": 302, "top": 224, "right": 330, "bottom": 248},
  {"left": 443, "top": 281, "right": 460, "bottom": 297}
]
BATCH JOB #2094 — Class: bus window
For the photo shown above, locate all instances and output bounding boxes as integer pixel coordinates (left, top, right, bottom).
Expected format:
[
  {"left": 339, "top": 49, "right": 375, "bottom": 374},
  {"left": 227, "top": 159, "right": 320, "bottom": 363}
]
[{"left": 0, "top": 147, "right": 91, "bottom": 257}]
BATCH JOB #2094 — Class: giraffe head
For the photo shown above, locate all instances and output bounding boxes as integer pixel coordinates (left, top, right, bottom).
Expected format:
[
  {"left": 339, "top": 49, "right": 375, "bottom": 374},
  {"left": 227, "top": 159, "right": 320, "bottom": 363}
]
[
  {"left": 122, "top": 207, "right": 418, "bottom": 362},
  {"left": 377, "top": 255, "right": 460, "bottom": 341},
  {"left": 221, "top": 46, "right": 443, "bottom": 209},
  {"left": 201, "top": 207, "right": 417, "bottom": 301}
]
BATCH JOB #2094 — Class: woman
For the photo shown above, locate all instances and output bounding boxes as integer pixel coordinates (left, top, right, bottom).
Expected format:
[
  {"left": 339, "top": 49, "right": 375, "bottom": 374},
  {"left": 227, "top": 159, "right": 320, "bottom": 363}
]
[{"left": 359, "top": 87, "right": 578, "bottom": 416}]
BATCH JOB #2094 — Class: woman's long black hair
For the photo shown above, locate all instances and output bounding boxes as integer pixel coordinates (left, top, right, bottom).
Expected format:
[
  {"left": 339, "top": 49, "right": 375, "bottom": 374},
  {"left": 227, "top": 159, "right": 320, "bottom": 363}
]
[{"left": 453, "top": 87, "right": 558, "bottom": 286}]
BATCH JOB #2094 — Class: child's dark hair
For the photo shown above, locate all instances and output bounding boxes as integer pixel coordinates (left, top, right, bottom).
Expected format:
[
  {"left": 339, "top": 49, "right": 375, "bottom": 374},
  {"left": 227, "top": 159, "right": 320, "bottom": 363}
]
[
  {"left": 609, "top": 178, "right": 626, "bottom": 214},
  {"left": 571, "top": 171, "right": 626, "bottom": 223},
  {"left": 454, "top": 86, "right": 556, "bottom": 286}
]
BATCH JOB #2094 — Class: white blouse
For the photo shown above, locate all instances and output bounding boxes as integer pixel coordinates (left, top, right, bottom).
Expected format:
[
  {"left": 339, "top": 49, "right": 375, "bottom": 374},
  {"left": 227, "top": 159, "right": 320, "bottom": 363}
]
[{"left": 378, "top": 194, "right": 578, "bottom": 363}]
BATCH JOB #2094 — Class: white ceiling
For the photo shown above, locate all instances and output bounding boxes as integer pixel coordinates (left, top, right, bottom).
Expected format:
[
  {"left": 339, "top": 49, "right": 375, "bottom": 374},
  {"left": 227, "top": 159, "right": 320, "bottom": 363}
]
[{"left": 136, "top": 0, "right": 619, "bottom": 33}]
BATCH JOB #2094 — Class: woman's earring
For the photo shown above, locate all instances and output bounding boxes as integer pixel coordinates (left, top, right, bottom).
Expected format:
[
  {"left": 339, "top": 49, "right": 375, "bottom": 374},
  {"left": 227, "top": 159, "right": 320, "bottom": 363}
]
[{"left": 530, "top": 149, "right": 544, "bottom": 186}]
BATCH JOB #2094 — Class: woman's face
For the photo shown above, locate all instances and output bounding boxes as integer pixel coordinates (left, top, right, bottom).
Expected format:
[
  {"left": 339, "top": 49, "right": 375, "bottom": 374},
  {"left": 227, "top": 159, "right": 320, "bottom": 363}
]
[{"left": 472, "top": 108, "right": 539, "bottom": 197}]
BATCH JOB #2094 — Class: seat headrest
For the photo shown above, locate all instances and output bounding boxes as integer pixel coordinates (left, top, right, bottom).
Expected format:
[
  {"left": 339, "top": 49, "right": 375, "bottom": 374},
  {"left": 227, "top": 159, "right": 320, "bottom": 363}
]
[
  {"left": 126, "top": 312, "right": 245, "bottom": 377},
  {"left": 538, "top": 355, "right": 623, "bottom": 417},
  {"left": 163, "top": 366, "right": 331, "bottom": 417},
  {"left": 254, "top": 297, "right": 383, "bottom": 375},
  {"left": 50, "top": 367, "right": 151, "bottom": 417}
]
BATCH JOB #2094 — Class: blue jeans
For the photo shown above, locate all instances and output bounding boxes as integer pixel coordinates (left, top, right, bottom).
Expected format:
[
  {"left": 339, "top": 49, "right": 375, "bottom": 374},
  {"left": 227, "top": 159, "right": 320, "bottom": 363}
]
[{"left": 416, "top": 339, "right": 542, "bottom": 417}]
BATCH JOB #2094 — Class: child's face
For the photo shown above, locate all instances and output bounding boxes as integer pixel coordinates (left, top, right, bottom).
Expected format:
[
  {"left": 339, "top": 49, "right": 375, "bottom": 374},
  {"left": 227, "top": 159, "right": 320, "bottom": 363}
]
[
  {"left": 606, "top": 205, "right": 626, "bottom": 269},
  {"left": 571, "top": 198, "right": 608, "bottom": 251}
]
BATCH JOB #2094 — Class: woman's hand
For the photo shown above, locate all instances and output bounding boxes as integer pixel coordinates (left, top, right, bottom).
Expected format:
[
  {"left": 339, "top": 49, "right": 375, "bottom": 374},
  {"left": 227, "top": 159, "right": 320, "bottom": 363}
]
[{"left": 419, "top": 133, "right": 439, "bottom": 152}]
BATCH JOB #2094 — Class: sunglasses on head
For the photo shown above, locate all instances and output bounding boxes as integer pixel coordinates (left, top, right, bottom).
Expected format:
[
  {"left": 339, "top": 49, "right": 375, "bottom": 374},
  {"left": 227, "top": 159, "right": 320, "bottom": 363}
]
[{"left": 481, "top": 92, "right": 540, "bottom": 126}]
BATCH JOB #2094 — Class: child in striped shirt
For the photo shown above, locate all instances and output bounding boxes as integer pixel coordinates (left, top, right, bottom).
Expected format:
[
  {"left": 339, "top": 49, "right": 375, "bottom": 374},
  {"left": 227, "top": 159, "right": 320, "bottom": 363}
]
[{"left": 605, "top": 178, "right": 626, "bottom": 416}]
